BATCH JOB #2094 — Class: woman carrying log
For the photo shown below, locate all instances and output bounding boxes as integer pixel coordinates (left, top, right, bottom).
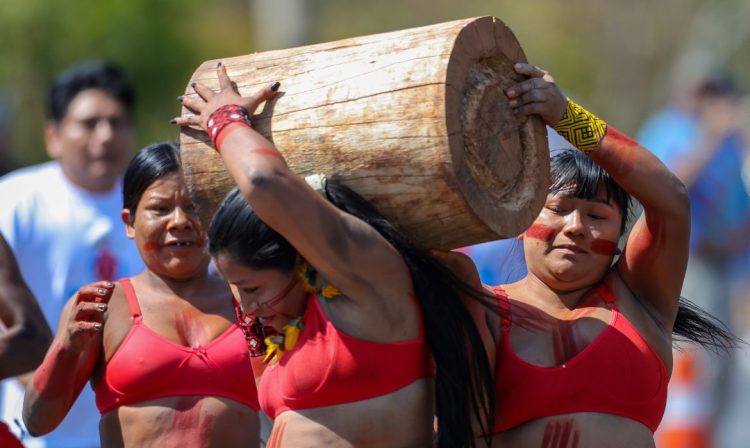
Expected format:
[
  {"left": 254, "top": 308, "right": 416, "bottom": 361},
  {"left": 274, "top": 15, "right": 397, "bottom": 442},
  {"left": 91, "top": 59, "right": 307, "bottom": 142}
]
[
  {"left": 449, "top": 62, "right": 737, "bottom": 447},
  {"left": 173, "top": 63, "right": 496, "bottom": 447},
  {"left": 23, "top": 143, "right": 261, "bottom": 447}
]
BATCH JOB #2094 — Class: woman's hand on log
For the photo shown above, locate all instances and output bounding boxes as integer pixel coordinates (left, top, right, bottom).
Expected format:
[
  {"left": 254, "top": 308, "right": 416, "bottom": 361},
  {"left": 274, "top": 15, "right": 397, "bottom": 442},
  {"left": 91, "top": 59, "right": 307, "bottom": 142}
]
[
  {"left": 173, "top": 63, "right": 280, "bottom": 133},
  {"left": 506, "top": 63, "right": 567, "bottom": 126}
]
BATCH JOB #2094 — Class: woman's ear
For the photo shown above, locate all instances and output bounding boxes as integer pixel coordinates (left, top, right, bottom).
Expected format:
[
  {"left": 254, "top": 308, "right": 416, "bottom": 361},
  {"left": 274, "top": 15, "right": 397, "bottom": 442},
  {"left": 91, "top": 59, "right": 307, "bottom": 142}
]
[{"left": 122, "top": 209, "right": 135, "bottom": 239}]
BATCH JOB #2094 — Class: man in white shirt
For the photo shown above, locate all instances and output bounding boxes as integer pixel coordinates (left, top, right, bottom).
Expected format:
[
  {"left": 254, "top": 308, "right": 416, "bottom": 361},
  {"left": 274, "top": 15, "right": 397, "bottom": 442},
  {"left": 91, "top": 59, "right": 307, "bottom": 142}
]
[{"left": 0, "top": 60, "right": 144, "bottom": 448}]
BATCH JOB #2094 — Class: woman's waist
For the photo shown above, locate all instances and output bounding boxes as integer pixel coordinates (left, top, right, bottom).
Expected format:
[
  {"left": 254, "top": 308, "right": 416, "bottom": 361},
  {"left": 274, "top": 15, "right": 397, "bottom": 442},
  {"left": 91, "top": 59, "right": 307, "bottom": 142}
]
[
  {"left": 491, "top": 412, "right": 655, "bottom": 448},
  {"left": 100, "top": 395, "right": 259, "bottom": 447},
  {"left": 270, "top": 383, "right": 434, "bottom": 448}
]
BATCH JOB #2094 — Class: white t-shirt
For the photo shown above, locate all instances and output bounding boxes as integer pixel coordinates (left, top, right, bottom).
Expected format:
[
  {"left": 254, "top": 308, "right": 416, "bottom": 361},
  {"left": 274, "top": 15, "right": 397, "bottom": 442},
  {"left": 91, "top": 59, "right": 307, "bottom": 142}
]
[{"left": 0, "top": 161, "right": 143, "bottom": 448}]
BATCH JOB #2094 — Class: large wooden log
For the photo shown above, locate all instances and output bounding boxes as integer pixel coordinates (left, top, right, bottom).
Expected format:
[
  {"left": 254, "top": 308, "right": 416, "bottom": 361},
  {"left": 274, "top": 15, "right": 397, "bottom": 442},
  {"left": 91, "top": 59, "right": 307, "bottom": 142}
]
[{"left": 179, "top": 16, "right": 549, "bottom": 249}]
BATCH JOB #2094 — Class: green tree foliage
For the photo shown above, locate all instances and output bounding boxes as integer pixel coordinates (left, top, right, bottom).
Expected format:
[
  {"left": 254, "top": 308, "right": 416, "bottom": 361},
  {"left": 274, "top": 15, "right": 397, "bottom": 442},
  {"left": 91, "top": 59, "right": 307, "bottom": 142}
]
[{"left": 0, "top": 0, "right": 254, "bottom": 167}]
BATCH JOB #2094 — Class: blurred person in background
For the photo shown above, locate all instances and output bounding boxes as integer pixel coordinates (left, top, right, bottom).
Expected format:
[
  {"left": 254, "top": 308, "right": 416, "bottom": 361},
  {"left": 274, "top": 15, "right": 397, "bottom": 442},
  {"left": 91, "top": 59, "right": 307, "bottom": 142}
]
[
  {"left": 0, "top": 233, "right": 52, "bottom": 448},
  {"left": 0, "top": 60, "right": 144, "bottom": 447},
  {"left": 637, "top": 74, "right": 750, "bottom": 447}
]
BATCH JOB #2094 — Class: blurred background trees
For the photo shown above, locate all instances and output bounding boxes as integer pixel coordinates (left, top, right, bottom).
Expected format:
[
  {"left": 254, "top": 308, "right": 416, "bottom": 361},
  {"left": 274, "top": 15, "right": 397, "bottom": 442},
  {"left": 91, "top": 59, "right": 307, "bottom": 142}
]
[{"left": 0, "top": 0, "right": 748, "bottom": 169}]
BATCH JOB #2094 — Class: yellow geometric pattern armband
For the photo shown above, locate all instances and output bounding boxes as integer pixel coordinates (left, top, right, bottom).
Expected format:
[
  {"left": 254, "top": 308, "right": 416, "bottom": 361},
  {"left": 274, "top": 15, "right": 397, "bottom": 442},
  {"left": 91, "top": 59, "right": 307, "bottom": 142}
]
[{"left": 553, "top": 98, "right": 608, "bottom": 154}]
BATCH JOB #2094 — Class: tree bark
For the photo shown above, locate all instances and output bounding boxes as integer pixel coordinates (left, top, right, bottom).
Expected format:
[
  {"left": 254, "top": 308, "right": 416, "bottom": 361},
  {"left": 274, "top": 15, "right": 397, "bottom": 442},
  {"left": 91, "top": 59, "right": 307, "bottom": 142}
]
[{"left": 179, "top": 16, "right": 549, "bottom": 249}]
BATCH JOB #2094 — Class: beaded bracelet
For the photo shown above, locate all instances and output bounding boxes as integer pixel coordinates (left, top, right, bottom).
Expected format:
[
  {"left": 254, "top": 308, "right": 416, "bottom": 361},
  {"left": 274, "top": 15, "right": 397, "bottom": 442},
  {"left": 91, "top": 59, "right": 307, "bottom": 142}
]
[
  {"left": 207, "top": 104, "right": 251, "bottom": 150},
  {"left": 553, "top": 98, "right": 608, "bottom": 154}
]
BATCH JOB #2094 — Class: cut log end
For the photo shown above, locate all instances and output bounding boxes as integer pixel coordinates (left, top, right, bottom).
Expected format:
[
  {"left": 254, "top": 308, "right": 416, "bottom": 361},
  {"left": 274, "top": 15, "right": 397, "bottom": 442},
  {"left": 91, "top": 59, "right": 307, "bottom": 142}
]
[{"left": 446, "top": 18, "right": 550, "bottom": 239}]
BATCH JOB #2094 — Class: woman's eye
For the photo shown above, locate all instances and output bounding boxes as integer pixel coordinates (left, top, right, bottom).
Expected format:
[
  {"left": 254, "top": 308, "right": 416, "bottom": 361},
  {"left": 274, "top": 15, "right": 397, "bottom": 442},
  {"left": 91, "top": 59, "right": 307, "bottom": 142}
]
[{"left": 243, "top": 287, "right": 258, "bottom": 294}]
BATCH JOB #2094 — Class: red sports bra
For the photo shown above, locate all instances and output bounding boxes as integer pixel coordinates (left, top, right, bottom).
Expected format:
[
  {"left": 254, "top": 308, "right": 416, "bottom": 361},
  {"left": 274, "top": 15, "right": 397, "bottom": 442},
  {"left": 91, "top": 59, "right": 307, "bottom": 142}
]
[
  {"left": 259, "top": 294, "right": 431, "bottom": 419},
  {"left": 493, "top": 283, "right": 668, "bottom": 433},
  {"left": 93, "top": 278, "right": 259, "bottom": 414}
]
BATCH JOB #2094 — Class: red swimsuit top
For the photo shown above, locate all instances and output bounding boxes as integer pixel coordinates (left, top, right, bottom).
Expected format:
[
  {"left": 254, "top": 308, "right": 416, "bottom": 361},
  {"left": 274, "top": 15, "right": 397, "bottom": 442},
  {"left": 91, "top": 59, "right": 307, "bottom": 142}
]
[
  {"left": 93, "top": 278, "right": 259, "bottom": 414},
  {"left": 259, "top": 294, "right": 431, "bottom": 419},
  {"left": 493, "top": 283, "right": 668, "bottom": 433}
]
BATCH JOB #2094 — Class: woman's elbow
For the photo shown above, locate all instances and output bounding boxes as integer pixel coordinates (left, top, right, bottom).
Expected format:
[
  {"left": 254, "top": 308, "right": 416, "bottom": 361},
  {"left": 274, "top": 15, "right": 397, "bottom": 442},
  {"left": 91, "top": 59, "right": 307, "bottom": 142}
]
[{"left": 22, "top": 399, "right": 54, "bottom": 437}]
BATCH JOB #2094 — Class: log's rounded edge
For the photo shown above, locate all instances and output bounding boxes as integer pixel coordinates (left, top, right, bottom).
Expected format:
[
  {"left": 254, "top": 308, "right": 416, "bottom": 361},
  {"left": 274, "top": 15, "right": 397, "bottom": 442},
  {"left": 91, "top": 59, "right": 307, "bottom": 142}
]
[
  {"left": 445, "top": 16, "right": 550, "bottom": 238},
  {"left": 179, "top": 60, "right": 236, "bottom": 231}
]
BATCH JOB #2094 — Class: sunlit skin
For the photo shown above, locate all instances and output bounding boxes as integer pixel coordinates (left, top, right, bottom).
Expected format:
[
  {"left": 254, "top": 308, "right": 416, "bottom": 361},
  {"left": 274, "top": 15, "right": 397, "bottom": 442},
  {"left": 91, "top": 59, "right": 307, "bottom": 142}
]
[
  {"left": 214, "top": 256, "right": 308, "bottom": 333},
  {"left": 44, "top": 89, "right": 133, "bottom": 193},
  {"left": 122, "top": 172, "right": 209, "bottom": 281},
  {"left": 23, "top": 170, "right": 260, "bottom": 446},
  {"left": 175, "top": 63, "right": 433, "bottom": 447},
  {"left": 521, "top": 189, "right": 622, "bottom": 293},
  {"left": 541, "top": 418, "right": 580, "bottom": 448},
  {"left": 450, "top": 62, "right": 690, "bottom": 447}
]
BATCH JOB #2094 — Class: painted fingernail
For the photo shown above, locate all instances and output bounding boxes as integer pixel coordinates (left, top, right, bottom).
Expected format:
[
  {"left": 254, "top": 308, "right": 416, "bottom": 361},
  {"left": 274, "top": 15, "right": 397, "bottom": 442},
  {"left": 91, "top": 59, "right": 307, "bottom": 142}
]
[
  {"left": 170, "top": 118, "right": 177, "bottom": 124},
  {"left": 507, "top": 89, "right": 515, "bottom": 96},
  {"left": 94, "top": 323, "right": 102, "bottom": 330},
  {"left": 98, "top": 288, "right": 106, "bottom": 295},
  {"left": 217, "top": 61, "right": 222, "bottom": 67},
  {"left": 271, "top": 82, "right": 281, "bottom": 91},
  {"left": 515, "top": 63, "right": 522, "bottom": 68},
  {"left": 509, "top": 99, "right": 517, "bottom": 107},
  {"left": 191, "top": 82, "right": 197, "bottom": 88},
  {"left": 105, "top": 281, "right": 113, "bottom": 287},
  {"left": 96, "top": 304, "right": 106, "bottom": 311},
  {"left": 177, "top": 95, "right": 184, "bottom": 102}
]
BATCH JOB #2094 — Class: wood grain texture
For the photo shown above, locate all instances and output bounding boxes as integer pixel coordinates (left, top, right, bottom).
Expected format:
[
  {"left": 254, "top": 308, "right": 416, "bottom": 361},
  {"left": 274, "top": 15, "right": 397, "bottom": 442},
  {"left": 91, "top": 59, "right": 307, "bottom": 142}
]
[{"left": 180, "top": 16, "right": 549, "bottom": 249}]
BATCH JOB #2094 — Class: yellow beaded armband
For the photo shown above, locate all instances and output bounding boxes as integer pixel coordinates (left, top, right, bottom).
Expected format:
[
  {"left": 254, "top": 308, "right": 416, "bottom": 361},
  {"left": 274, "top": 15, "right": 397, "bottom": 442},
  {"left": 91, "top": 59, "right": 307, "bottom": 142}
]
[{"left": 553, "top": 98, "right": 608, "bottom": 154}]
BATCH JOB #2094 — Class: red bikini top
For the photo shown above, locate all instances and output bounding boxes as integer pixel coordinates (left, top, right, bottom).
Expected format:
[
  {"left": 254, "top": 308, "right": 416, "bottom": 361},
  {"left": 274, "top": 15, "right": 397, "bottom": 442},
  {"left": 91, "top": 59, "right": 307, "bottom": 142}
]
[
  {"left": 493, "top": 283, "right": 668, "bottom": 433},
  {"left": 258, "top": 294, "right": 431, "bottom": 419},
  {"left": 93, "top": 278, "right": 259, "bottom": 414}
]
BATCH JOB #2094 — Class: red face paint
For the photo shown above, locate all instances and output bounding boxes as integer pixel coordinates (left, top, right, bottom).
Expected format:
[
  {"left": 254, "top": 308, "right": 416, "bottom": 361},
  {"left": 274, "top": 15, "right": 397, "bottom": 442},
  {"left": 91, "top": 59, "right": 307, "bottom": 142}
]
[
  {"left": 142, "top": 242, "right": 160, "bottom": 252},
  {"left": 525, "top": 224, "right": 556, "bottom": 242},
  {"left": 541, "top": 419, "right": 580, "bottom": 448},
  {"left": 590, "top": 238, "right": 618, "bottom": 257}
]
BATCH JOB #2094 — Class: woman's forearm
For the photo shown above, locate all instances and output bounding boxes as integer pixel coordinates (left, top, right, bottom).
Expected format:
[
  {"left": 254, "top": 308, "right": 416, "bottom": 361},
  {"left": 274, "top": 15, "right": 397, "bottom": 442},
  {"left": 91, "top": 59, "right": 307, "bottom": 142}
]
[{"left": 23, "top": 341, "right": 93, "bottom": 436}]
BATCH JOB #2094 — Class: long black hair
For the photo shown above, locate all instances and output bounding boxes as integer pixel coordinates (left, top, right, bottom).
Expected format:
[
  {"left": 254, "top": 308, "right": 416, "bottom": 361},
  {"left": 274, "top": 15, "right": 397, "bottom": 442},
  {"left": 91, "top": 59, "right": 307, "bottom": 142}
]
[
  {"left": 122, "top": 142, "right": 181, "bottom": 212},
  {"left": 551, "top": 149, "right": 738, "bottom": 351},
  {"left": 209, "top": 184, "right": 497, "bottom": 447}
]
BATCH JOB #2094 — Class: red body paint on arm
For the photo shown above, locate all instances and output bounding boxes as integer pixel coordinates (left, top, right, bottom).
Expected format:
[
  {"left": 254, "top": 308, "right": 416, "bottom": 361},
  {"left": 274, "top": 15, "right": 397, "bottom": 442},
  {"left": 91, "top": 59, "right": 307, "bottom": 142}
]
[
  {"left": 604, "top": 126, "right": 637, "bottom": 148},
  {"left": 249, "top": 148, "right": 285, "bottom": 160},
  {"left": 32, "top": 343, "right": 81, "bottom": 399}
]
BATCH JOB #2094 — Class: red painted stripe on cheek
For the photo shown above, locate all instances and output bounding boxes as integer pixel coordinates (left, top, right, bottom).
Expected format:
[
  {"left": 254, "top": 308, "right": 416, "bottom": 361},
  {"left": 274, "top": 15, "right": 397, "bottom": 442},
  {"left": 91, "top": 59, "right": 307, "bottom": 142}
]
[
  {"left": 525, "top": 224, "right": 555, "bottom": 242},
  {"left": 142, "top": 242, "right": 160, "bottom": 252},
  {"left": 591, "top": 238, "right": 617, "bottom": 257}
]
